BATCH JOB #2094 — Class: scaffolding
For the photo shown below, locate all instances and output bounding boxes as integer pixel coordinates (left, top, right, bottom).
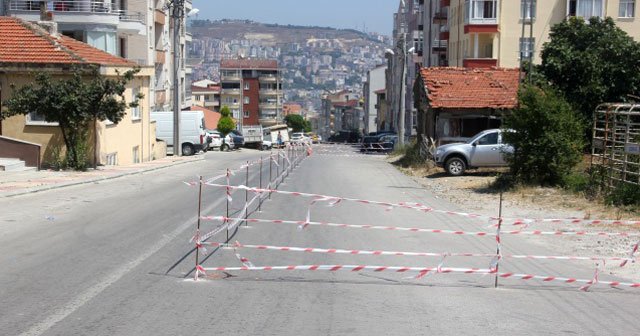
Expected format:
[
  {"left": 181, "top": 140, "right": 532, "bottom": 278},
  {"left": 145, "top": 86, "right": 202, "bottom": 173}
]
[{"left": 592, "top": 104, "right": 640, "bottom": 188}]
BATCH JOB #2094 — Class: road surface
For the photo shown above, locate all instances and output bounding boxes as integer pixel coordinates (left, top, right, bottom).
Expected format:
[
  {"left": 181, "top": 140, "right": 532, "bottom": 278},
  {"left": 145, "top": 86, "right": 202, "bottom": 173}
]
[{"left": 0, "top": 145, "right": 638, "bottom": 336}]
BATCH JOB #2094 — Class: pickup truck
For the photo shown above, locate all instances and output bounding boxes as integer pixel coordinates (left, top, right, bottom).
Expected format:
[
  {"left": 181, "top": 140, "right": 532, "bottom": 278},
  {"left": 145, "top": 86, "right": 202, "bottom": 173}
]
[{"left": 434, "top": 129, "right": 513, "bottom": 176}]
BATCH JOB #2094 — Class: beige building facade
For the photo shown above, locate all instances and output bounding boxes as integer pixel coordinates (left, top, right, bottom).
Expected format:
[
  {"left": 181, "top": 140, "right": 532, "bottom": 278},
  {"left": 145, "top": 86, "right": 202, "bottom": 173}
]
[{"left": 441, "top": 0, "right": 640, "bottom": 68}]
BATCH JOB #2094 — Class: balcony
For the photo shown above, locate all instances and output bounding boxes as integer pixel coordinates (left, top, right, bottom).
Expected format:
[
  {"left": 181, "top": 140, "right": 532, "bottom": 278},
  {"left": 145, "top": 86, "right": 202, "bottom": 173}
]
[
  {"left": 433, "top": 10, "right": 448, "bottom": 24},
  {"left": 463, "top": 58, "right": 498, "bottom": 68},
  {"left": 221, "top": 88, "right": 241, "bottom": 95},
  {"left": 154, "top": 9, "right": 166, "bottom": 25},
  {"left": 441, "top": 0, "right": 450, "bottom": 6},
  {"left": 432, "top": 40, "right": 447, "bottom": 53},
  {"left": 7, "top": 0, "right": 143, "bottom": 33},
  {"left": 259, "top": 89, "right": 280, "bottom": 96},
  {"left": 259, "top": 102, "right": 278, "bottom": 109},
  {"left": 258, "top": 75, "right": 278, "bottom": 83},
  {"left": 465, "top": 0, "right": 499, "bottom": 26},
  {"left": 155, "top": 50, "right": 165, "bottom": 64},
  {"left": 221, "top": 73, "right": 241, "bottom": 82}
]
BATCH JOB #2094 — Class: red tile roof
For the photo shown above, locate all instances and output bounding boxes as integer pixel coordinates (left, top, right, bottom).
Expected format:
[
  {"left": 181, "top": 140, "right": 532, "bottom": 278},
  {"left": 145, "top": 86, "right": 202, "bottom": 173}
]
[
  {"left": 374, "top": 89, "right": 386, "bottom": 94},
  {"left": 0, "top": 16, "right": 134, "bottom": 66},
  {"left": 333, "top": 100, "right": 359, "bottom": 108},
  {"left": 191, "top": 85, "right": 220, "bottom": 93},
  {"left": 419, "top": 67, "right": 519, "bottom": 109},
  {"left": 220, "top": 59, "right": 278, "bottom": 70},
  {"left": 190, "top": 105, "right": 221, "bottom": 130}
]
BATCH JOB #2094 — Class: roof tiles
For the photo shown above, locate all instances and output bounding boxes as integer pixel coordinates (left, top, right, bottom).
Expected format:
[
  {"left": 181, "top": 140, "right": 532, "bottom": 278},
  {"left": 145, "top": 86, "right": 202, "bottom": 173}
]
[
  {"left": 419, "top": 67, "right": 519, "bottom": 109},
  {"left": 0, "top": 16, "right": 134, "bottom": 66}
]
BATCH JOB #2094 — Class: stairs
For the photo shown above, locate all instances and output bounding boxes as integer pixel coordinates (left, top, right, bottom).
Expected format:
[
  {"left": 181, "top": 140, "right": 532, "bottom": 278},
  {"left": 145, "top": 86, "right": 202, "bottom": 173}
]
[{"left": 0, "top": 158, "right": 37, "bottom": 172}]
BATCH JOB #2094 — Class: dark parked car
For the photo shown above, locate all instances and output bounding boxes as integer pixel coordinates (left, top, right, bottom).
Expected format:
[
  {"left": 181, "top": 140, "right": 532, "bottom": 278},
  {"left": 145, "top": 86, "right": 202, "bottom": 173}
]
[
  {"left": 328, "top": 130, "right": 361, "bottom": 143},
  {"left": 229, "top": 130, "right": 245, "bottom": 148},
  {"left": 361, "top": 134, "right": 397, "bottom": 153}
]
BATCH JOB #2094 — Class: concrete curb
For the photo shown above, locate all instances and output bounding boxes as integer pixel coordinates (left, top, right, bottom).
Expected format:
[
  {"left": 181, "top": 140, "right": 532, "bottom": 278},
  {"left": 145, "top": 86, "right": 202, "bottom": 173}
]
[{"left": 1, "top": 156, "right": 204, "bottom": 198}]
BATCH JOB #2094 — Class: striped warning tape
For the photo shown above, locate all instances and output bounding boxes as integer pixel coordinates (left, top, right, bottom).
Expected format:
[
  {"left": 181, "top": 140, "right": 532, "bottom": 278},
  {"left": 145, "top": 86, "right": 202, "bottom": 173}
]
[
  {"left": 201, "top": 216, "right": 640, "bottom": 238},
  {"left": 197, "top": 241, "right": 636, "bottom": 265},
  {"left": 195, "top": 264, "right": 640, "bottom": 290}
]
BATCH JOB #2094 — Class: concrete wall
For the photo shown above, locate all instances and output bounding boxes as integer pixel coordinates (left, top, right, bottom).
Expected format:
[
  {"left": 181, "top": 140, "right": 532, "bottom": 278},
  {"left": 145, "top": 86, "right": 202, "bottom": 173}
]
[{"left": 365, "top": 65, "right": 386, "bottom": 133}]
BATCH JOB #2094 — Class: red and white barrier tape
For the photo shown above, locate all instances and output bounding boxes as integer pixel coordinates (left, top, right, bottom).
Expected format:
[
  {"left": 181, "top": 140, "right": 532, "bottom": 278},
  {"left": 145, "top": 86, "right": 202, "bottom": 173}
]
[
  {"left": 194, "top": 264, "right": 640, "bottom": 290},
  {"left": 201, "top": 216, "right": 640, "bottom": 238},
  {"left": 203, "top": 184, "right": 640, "bottom": 227},
  {"left": 198, "top": 241, "right": 635, "bottom": 265}
]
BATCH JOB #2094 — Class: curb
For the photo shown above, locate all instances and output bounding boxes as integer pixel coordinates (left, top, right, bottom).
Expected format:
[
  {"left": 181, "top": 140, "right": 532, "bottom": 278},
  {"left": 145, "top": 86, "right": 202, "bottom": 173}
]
[{"left": 0, "top": 156, "right": 204, "bottom": 198}]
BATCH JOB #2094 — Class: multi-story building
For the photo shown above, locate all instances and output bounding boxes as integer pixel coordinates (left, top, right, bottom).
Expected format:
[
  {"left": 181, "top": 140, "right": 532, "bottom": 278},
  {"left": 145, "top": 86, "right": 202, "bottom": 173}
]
[
  {"left": 363, "top": 64, "right": 387, "bottom": 134},
  {"left": 2, "top": 0, "right": 194, "bottom": 113},
  {"left": 219, "top": 59, "right": 282, "bottom": 127},
  {"left": 426, "top": 0, "right": 640, "bottom": 69},
  {"left": 192, "top": 84, "right": 221, "bottom": 112}
]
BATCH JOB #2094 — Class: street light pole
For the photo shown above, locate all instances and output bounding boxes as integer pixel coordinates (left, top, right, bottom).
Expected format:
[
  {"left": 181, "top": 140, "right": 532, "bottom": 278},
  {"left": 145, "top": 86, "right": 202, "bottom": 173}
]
[
  {"left": 169, "top": 0, "right": 184, "bottom": 156},
  {"left": 398, "top": 34, "right": 406, "bottom": 147}
]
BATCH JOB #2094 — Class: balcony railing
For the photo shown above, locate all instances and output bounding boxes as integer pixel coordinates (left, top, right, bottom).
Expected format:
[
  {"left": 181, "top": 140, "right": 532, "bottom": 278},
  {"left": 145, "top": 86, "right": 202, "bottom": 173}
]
[
  {"left": 8, "top": 0, "right": 143, "bottom": 22},
  {"left": 465, "top": 0, "right": 498, "bottom": 25}
]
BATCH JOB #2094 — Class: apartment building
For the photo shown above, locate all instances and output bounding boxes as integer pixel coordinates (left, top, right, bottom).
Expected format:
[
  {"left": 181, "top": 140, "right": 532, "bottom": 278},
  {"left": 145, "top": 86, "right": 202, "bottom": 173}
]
[
  {"left": 363, "top": 64, "right": 387, "bottom": 134},
  {"left": 2, "top": 0, "right": 194, "bottom": 113},
  {"left": 219, "top": 59, "right": 282, "bottom": 127},
  {"left": 423, "top": 0, "right": 640, "bottom": 69}
]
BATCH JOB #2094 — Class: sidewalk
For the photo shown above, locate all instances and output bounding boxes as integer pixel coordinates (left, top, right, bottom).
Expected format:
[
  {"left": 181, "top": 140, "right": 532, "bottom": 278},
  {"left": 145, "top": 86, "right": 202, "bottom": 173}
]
[{"left": 0, "top": 155, "right": 204, "bottom": 198}]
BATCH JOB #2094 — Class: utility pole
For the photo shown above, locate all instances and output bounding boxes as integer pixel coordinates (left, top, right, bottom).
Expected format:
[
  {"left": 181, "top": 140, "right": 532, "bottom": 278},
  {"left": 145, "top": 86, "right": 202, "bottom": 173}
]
[{"left": 169, "top": 0, "right": 184, "bottom": 156}]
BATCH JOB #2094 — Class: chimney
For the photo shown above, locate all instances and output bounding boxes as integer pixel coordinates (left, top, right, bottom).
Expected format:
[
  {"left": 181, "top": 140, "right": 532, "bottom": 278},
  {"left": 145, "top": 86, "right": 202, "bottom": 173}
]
[{"left": 38, "top": 21, "right": 59, "bottom": 38}]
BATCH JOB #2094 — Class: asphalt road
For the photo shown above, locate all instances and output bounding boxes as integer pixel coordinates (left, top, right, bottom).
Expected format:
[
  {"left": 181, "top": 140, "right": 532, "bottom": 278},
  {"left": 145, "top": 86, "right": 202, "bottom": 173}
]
[{"left": 0, "top": 145, "right": 638, "bottom": 336}]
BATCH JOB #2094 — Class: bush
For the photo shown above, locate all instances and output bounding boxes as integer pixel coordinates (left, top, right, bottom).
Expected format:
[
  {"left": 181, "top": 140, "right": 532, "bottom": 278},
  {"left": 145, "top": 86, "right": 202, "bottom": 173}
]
[
  {"left": 394, "top": 142, "right": 427, "bottom": 167},
  {"left": 502, "top": 85, "right": 585, "bottom": 186},
  {"left": 606, "top": 183, "right": 640, "bottom": 206}
]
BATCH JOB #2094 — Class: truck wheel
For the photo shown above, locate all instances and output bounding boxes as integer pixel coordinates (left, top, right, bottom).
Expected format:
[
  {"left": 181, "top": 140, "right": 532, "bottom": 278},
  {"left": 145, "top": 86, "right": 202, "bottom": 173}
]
[
  {"left": 262, "top": 144, "right": 269, "bottom": 151},
  {"left": 445, "top": 157, "right": 466, "bottom": 176},
  {"left": 182, "top": 144, "right": 195, "bottom": 156}
]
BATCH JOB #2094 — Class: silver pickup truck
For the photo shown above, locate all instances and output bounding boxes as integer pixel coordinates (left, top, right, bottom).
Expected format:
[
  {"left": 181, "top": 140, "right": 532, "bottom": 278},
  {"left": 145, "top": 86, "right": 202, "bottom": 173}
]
[{"left": 434, "top": 129, "right": 513, "bottom": 176}]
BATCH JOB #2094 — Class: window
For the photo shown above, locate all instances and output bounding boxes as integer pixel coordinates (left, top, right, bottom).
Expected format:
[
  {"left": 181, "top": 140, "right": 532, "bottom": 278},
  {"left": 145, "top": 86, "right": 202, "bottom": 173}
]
[
  {"left": 132, "top": 146, "right": 140, "bottom": 164},
  {"left": 244, "top": 96, "right": 250, "bottom": 104},
  {"left": 244, "top": 110, "right": 250, "bottom": 118},
  {"left": 477, "top": 132, "right": 499, "bottom": 145},
  {"left": 619, "top": 0, "right": 635, "bottom": 17},
  {"left": 244, "top": 83, "right": 250, "bottom": 90},
  {"left": 232, "top": 109, "right": 240, "bottom": 119},
  {"left": 26, "top": 112, "right": 58, "bottom": 126},
  {"left": 519, "top": 37, "right": 535, "bottom": 60},
  {"left": 131, "top": 87, "right": 140, "bottom": 120},
  {"left": 521, "top": 0, "right": 536, "bottom": 19},
  {"left": 105, "top": 152, "right": 117, "bottom": 166},
  {"left": 195, "top": 95, "right": 201, "bottom": 101},
  {"left": 568, "top": 0, "right": 604, "bottom": 18}
]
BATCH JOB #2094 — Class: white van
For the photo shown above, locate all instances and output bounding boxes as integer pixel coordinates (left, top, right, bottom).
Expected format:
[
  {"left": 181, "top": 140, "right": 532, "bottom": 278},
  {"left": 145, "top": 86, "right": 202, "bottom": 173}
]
[{"left": 151, "top": 110, "right": 209, "bottom": 156}]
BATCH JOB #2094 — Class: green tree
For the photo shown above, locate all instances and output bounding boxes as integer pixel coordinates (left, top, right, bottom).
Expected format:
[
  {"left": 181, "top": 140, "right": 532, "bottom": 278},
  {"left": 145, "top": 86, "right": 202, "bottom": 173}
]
[
  {"left": 502, "top": 85, "right": 585, "bottom": 186},
  {"left": 2, "top": 66, "right": 141, "bottom": 170},
  {"left": 539, "top": 17, "right": 640, "bottom": 120},
  {"left": 217, "top": 105, "right": 236, "bottom": 136},
  {"left": 284, "top": 114, "right": 307, "bottom": 132}
]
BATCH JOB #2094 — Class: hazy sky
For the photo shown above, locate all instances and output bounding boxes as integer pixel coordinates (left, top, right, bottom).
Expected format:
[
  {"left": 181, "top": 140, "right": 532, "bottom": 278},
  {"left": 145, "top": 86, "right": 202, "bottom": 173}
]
[{"left": 191, "top": 0, "right": 398, "bottom": 36}]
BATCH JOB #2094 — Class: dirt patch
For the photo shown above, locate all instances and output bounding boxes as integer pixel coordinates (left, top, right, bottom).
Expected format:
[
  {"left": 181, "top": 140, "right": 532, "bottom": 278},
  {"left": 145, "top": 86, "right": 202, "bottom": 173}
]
[{"left": 390, "top": 155, "right": 640, "bottom": 283}]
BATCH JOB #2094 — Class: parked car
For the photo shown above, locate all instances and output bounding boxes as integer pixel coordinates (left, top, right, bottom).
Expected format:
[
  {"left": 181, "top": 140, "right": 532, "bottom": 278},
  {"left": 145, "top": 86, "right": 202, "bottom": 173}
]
[
  {"left": 305, "top": 132, "right": 319, "bottom": 144},
  {"left": 361, "top": 134, "right": 397, "bottom": 153},
  {"left": 229, "top": 130, "right": 245, "bottom": 148},
  {"left": 205, "top": 129, "right": 234, "bottom": 151},
  {"left": 434, "top": 129, "right": 513, "bottom": 176},
  {"left": 290, "top": 132, "right": 311, "bottom": 145}
]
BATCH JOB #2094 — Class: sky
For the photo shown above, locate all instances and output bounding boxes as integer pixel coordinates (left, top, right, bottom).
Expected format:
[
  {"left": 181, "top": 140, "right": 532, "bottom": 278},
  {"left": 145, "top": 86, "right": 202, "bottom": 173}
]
[{"left": 191, "top": 0, "right": 399, "bottom": 36}]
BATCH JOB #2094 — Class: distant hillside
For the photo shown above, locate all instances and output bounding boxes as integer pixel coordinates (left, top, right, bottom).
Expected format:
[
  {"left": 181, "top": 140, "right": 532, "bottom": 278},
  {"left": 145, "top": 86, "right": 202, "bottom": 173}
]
[{"left": 190, "top": 19, "right": 387, "bottom": 47}]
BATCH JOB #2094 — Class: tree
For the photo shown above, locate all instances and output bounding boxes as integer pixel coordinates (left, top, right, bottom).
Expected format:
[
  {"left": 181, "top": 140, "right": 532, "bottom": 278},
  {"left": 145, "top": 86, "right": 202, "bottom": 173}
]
[
  {"left": 502, "top": 85, "right": 585, "bottom": 186},
  {"left": 539, "top": 17, "right": 640, "bottom": 120},
  {"left": 217, "top": 105, "right": 236, "bottom": 136},
  {"left": 284, "top": 114, "right": 307, "bottom": 132},
  {"left": 2, "top": 66, "right": 141, "bottom": 170}
]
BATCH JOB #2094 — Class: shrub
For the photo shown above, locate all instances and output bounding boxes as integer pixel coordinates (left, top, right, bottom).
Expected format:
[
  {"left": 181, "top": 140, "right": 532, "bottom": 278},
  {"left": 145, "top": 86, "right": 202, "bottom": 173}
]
[
  {"left": 606, "top": 183, "right": 640, "bottom": 206},
  {"left": 502, "top": 85, "right": 585, "bottom": 186}
]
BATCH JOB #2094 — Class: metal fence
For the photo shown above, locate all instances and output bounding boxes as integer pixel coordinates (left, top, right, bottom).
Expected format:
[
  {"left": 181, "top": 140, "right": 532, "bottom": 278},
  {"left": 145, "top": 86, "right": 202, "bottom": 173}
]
[{"left": 591, "top": 103, "right": 640, "bottom": 187}]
